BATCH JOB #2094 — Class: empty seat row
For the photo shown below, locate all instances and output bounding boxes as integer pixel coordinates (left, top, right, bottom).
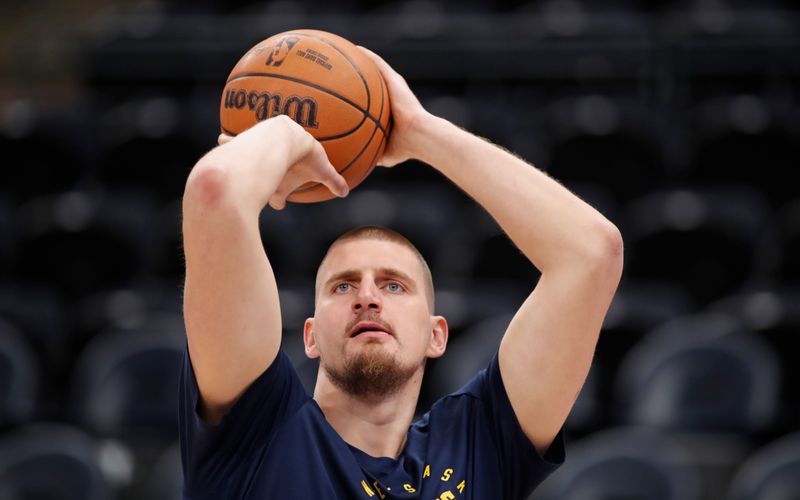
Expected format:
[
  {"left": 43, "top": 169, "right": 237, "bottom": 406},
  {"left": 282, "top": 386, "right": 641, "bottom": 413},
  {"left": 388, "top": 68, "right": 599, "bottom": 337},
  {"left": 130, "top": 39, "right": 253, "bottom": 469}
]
[
  {"left": 530, "top": 427, "right": 800, "bottom": 500},
  {"left": 2, "top": 186, "right": 799, "bottom": 308}
]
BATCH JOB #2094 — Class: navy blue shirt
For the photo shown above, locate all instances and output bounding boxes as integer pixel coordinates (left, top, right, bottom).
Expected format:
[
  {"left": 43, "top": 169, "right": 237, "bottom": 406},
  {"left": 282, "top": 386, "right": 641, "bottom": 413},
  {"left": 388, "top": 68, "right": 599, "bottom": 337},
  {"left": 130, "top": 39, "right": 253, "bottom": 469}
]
[{"left": 179, "top": 349, "right": 565, "bottom": 499}]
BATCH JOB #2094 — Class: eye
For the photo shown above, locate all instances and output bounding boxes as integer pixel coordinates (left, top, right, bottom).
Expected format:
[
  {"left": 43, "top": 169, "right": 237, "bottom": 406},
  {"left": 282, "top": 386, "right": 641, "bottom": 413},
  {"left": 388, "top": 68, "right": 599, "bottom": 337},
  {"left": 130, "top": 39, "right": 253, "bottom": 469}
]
[
  {"left": 335, "top": 283, "right": 351, "bottom": 293},
  {"left": 386, "top": 282, "right": 403, "bottom": 293}
]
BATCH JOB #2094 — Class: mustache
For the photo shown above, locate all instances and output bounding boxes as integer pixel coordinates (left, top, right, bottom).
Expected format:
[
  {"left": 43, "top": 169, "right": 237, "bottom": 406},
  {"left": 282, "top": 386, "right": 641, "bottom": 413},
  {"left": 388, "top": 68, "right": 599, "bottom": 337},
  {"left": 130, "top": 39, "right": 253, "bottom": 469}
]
[{"left": 344, "top": 312, "right": 395, "bottom": 336}]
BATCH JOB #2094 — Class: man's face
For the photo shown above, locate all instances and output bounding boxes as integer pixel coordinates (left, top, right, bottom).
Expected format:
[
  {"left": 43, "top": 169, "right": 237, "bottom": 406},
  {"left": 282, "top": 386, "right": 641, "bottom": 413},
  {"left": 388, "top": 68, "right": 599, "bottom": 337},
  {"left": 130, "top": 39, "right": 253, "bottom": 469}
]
[{"left": 305, "top": 239, "right": 446, "bottom": 398}]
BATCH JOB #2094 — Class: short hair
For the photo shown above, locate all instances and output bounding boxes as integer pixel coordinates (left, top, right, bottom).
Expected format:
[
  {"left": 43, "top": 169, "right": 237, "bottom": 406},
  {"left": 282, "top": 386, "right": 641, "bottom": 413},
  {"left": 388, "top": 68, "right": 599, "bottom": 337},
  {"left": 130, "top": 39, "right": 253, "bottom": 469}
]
[{"left": 315, "top": 226, "right": 435, "bottom": 311}]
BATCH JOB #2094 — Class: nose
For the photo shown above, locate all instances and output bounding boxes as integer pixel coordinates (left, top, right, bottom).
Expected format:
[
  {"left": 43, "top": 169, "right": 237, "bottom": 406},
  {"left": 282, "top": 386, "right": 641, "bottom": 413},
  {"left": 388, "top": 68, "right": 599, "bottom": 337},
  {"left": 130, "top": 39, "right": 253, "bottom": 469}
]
[{"left": 352, "top": 279, "right": 382, "bottom": 313}]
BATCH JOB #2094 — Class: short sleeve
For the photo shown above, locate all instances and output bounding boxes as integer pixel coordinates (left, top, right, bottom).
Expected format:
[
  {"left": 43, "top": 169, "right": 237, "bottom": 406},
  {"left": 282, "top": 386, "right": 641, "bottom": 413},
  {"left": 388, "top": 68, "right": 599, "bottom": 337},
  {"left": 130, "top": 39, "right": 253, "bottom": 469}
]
[
  {"left": 178, "top": 348, "right": 309, "bottom": 497},
  {"left": 457, "top": 352, "right": 566, "bottom": 498}
]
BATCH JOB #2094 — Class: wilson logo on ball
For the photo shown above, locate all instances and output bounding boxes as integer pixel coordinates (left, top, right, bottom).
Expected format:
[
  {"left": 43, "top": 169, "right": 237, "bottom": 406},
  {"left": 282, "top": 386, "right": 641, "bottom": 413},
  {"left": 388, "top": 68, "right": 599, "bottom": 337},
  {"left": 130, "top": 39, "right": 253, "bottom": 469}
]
[{"left": 223, "top": 89, "right": 319, "bottom": 128}]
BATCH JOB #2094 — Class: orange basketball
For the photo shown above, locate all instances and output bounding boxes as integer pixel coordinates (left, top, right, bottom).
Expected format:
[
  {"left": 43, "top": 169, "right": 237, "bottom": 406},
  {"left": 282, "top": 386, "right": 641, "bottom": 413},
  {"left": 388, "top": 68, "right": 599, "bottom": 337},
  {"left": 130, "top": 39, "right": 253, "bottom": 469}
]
[{"left": 220, "top": 29, "right": 391, "bottom": 203}]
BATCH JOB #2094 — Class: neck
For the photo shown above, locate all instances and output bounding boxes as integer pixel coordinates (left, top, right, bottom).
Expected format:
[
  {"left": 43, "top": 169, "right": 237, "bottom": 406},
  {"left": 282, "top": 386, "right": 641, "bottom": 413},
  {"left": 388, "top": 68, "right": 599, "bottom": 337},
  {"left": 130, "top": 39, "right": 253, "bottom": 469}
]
[{"left": 313, "top": 366, "right": 424, "bottom": 459}]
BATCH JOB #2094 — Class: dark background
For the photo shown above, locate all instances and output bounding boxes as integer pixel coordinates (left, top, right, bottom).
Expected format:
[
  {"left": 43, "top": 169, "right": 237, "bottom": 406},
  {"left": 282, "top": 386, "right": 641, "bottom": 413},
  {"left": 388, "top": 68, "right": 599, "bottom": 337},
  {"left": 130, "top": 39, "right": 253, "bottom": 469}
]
[{"left": 0, "top": 0, "right": 798, "bottom": 499}]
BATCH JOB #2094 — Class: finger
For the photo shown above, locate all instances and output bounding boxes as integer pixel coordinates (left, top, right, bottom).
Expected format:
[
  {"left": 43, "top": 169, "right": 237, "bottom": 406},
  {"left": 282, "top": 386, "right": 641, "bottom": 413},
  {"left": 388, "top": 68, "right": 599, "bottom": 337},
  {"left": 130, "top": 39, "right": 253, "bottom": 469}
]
[
  {"left": 330, "top": 173, "right": 349, "bottom": 198},
  {"left": 268, "top": 194, "right": 286, "bottom": 211},
  {"left": 270, "top": 179, "right": 295, "bottom": 210},
  {"left": 314, "top": 167, "right": 348, "bottom": 198},
  {"left": 325, "top": 166, "right": 350, "bottom": 198},
  {"left": 217, "top": 133, "right": 234, "bottom": 145},
  {"left": 309, "top": 143, "right": 349, "bottom": 197}
]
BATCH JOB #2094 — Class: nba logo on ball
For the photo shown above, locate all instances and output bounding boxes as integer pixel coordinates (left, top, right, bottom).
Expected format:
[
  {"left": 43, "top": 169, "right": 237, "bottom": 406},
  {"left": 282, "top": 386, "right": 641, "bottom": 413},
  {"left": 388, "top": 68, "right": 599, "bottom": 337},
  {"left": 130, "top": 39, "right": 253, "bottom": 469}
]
[
  {"left": 263, "top": 36, "right": 300, "bottom": 67},
  {"left": 220, "top": 29, "right": 392, "bottom": 203}
]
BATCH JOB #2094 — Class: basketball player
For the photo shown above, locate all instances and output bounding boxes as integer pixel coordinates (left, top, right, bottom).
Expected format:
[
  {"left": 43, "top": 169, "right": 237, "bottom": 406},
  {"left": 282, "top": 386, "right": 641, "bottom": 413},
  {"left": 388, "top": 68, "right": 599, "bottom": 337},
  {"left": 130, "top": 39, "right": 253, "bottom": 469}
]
[{"left": 179, "top": 48, "right": 623, "bottom": 499}]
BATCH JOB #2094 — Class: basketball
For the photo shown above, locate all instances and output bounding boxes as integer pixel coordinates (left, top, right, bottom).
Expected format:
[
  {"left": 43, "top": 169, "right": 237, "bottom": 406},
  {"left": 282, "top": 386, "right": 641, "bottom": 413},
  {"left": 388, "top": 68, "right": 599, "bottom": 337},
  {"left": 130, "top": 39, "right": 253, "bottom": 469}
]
[{"left": 220, "top": 29, "right": 392, "bottom": 203}]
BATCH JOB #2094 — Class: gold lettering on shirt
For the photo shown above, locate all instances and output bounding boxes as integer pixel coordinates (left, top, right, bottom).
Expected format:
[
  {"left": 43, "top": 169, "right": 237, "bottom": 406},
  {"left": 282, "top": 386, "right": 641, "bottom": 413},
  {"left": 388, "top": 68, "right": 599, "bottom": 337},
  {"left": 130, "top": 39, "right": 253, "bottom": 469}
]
[
  {"left": 437, "top": 491, "right": 456, "bottom": 500},
  {"left": 360, "top": 480, "right": 375, "bottom": 497},
  {"left": 440, "top": 468, "right": 453, "bottom": 481},
  {"left": 372, "top": 481, "right": 386, "bottom": 499},
  {"left": 423, "top": 465, "right": 431, "bottom": 478},
  {"left": 403, "top": 483, "right": 416, "bottom": 493},
  {"left": 457, "top": 480, "right": 466, "bottom": 493}
]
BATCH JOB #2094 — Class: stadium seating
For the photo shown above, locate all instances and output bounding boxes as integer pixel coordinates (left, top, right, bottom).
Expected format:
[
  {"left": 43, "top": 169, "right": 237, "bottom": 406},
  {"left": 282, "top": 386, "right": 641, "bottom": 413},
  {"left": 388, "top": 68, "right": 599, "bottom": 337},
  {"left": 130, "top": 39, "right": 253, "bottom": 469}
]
[
  {"left": 2, "top": 3, "right": 798, "bottom": 498},
  {"left": 531, "top": 426, "right": 704, "bottom": 500},
  {"left": 615, "top": 312, "right": 780, "bottom": 432},
  {"left": 706, "top": 287, "right": 800, "bottom": 434},
  {"left": 69, "top": 328, "right": 184, "bottom": 449},
  {"left": 621, "top": 187, "right": 772, "bottom": 306},
  {"left": 0, "top": 422, "right": 114, "bottom": 500},
  {"left": 0, "top": 320, "right": 40, "bottom": 427},
  {"left": 727, "top": 432, "right": 800, "bottom": 500}
]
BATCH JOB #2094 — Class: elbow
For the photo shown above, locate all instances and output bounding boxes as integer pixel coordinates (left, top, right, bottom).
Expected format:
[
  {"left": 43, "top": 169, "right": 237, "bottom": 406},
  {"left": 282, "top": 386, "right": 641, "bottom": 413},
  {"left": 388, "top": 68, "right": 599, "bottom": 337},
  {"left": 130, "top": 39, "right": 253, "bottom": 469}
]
[
  {"left": 588, "top": 221, "right": 624, "bottom": 281},
  {"left": 184, "top": 162, "right": 234, "bottom": 209},
  {"left": 599, "top": 221, "right": 624, "bottom": 262}
]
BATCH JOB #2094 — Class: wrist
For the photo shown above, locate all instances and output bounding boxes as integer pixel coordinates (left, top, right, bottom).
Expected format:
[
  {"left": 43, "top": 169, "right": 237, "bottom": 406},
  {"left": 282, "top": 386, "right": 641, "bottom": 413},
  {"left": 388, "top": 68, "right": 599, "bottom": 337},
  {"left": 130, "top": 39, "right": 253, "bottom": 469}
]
[
  {"left": 408, "top": 113, "right": 457, "bottom": 165},
  {"left": 251, "top": 115, "right": 312, "bottom": 167}
]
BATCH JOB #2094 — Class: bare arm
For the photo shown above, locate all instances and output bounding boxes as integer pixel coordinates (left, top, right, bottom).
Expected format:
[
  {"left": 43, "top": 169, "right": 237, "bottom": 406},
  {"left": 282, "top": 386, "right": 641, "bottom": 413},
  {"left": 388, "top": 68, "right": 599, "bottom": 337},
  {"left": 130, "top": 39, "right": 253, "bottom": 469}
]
[
  {"left": 182, "top": 116, "right": 348, "bottom": 423},
  {"left": 362, "top": 49, "right": 623, "bottom": 455}
]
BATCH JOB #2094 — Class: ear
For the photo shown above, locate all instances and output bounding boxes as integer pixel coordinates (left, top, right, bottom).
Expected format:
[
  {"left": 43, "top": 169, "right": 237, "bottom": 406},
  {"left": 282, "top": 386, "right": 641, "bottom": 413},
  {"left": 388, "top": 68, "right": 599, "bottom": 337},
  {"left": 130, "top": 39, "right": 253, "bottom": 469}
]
[
  {"left": 426, "top": 315, "right": 448, "bottom": 359},
  {"left": 303, "top": 317, "right": 320, "bottom": 359}
]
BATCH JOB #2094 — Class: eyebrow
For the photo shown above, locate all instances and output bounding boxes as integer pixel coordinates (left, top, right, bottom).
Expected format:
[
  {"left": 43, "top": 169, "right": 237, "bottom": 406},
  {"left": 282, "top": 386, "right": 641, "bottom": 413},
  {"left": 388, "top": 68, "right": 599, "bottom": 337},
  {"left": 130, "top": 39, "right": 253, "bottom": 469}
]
[{"left": 324, "top": 267, "right": 417, "bottom": 290}]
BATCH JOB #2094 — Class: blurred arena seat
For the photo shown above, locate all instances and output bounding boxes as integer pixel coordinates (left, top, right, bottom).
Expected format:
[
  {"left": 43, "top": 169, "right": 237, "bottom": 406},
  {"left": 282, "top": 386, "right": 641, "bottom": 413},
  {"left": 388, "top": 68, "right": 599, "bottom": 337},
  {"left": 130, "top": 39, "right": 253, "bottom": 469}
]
[
  {"left": 545, "top": 96, "right": 671, "bottom": 205},
  {"left": 707, "top": 287, "right": 800, "bottom": 434},
  {"left": 0, "top": 107, "right": 91, "bottom": 203},
  {"left": 144, "top": 441, "right": 182, "bottom": 500},
  {"left": 69, "top": 328, "right": 184, "bottom": 448},
  {"left": 0, "top": 422, "right": 114, "bottom": 500},
  {"left": 13, "top": 189, "right": 160, "bottom": 299},
  {"left": 0, "top": 283, "right": 68, "bottom": 377},
  {"left": 455, "top": 200, "right": 541, "bottom": 297},
  {"left": 690, "top": 95, "right": 800, "bottom": 208},
  {"left": 74, "top": 283, "right": 184, "bottom": 345},
  {"left": 96, "top": 99, "right": 204, "bottom": 202},
  {"left": 591, "top": 280, "right": 693, "bottom": 428},
  {"left": 0, "top": 319, "right": 40, "bottom": 428},
  {"left": 621, "top": 186, "right": 772, "bottom": 306},
  {"left": 530, "top": 426, "right": 704, "bottom": 500},
  {"left": 257, "top": 202, "right": 327, "bottom": 283},
  {"left": 599, "top": 280, "right": 693, "bottom": 365},
  {"left": 151, "top": 198, "right": 184, "bottom": 281},
  {"left": 727, "top": 431, "right": 800, "bottom": 500},
  {"left": 467, "top": 229, "right": 542, "bottom": 285},
  {"left": 615, "top": 312, "right": 780, "bottom": 433}
]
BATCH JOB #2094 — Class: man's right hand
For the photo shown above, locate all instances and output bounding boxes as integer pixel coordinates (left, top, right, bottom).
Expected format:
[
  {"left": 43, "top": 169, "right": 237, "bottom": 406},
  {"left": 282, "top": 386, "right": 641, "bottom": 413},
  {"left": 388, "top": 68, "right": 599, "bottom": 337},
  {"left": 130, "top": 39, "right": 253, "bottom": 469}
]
[
  {"left": 261, "top": 118, "right": 349, "bottom": 210},
  {"left": 212, "top": 115, "right": 349, "bottom": 210}
]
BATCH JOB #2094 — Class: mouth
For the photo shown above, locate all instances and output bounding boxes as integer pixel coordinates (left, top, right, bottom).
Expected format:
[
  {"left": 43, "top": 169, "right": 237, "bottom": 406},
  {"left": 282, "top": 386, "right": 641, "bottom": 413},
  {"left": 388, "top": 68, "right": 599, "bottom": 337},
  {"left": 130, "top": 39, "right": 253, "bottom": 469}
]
[{"left": 349, "top": 321, "right": 392, "bottom": 338}]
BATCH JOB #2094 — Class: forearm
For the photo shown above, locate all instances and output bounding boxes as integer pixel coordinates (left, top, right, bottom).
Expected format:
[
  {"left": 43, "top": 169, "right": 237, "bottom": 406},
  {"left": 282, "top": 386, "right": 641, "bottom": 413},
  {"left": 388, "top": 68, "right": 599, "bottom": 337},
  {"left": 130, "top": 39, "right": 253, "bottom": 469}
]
[
  {"left": 413, "top": 115, "right": 621, "bottom": 272},
  {"left": 187, "top": 116, "right": 301, "bottom": 214}
]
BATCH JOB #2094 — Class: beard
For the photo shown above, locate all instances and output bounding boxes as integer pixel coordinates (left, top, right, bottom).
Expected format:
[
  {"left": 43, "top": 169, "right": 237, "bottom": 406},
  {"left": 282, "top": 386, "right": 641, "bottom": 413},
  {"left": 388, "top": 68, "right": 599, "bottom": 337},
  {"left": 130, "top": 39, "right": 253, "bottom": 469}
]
[{"left": 322, "top": 345, "right": 421, "bottom": 399}]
